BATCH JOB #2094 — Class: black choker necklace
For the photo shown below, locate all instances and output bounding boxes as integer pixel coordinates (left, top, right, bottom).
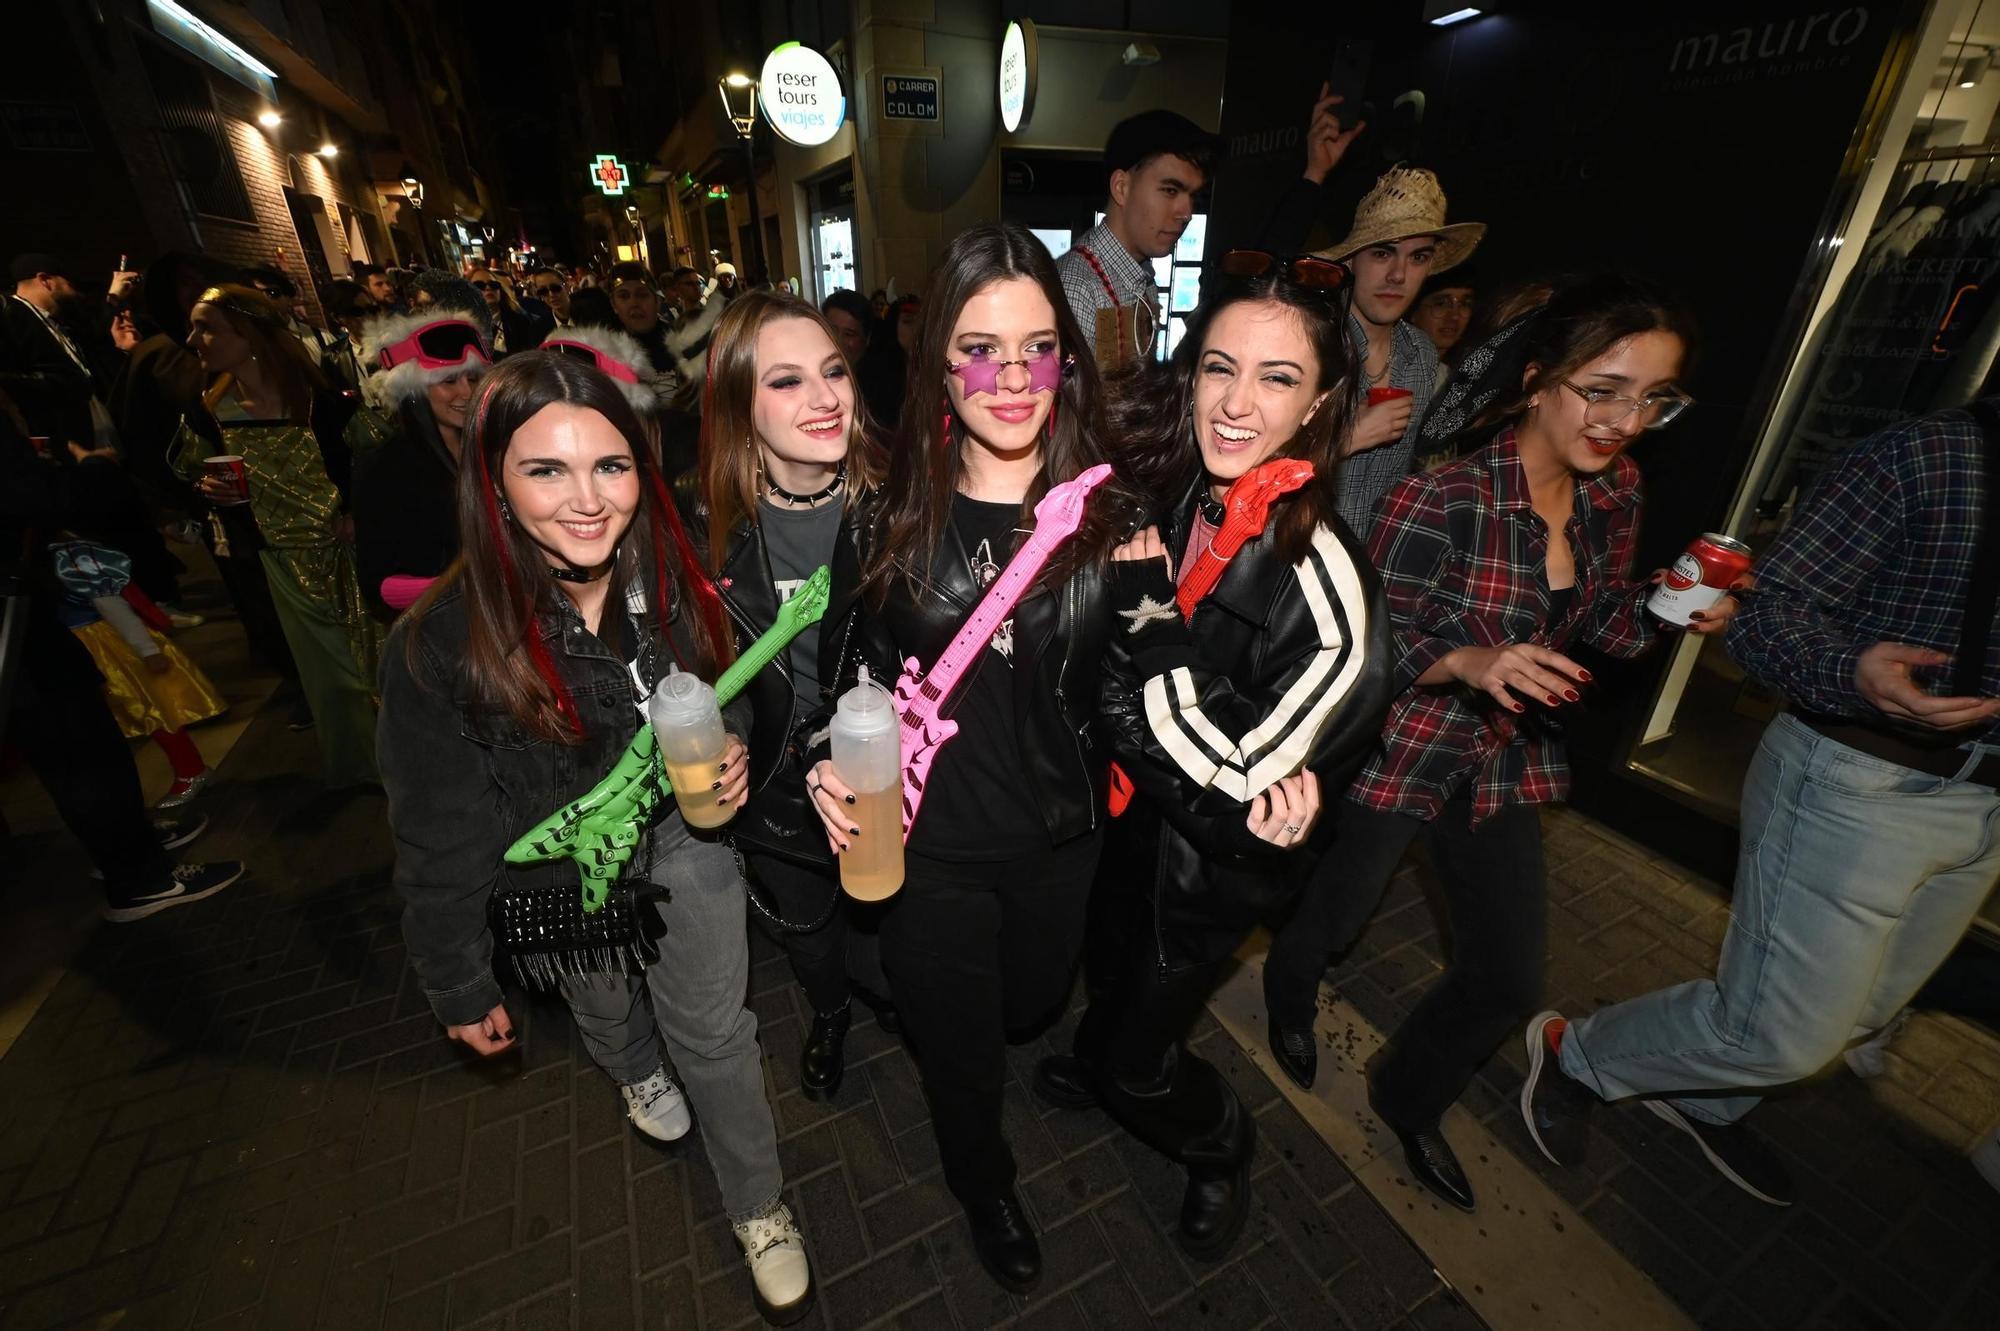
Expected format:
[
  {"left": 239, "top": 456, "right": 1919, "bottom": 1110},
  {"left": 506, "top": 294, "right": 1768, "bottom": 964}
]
[
  {"left": 1197, "top": 492, "right": 1227, "bottom": 526},
  {"left": 767, "top": 465, "right": 846, "bottom": 508},
  {"left": 548, "top": 564, "right": 609, "bottom": 584}
]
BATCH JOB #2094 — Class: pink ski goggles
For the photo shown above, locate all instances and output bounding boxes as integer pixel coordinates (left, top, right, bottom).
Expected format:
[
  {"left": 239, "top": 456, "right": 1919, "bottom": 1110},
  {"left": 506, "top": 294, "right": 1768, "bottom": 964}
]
[
  {"left": 543, "top": 338, "right": 641, "bottom": 386},
  {"left": 945, "top": 350, "right": 1070, "bottom": 396},
  {"left": 376, "top": 319, "right": 490, "bottom": 374}
]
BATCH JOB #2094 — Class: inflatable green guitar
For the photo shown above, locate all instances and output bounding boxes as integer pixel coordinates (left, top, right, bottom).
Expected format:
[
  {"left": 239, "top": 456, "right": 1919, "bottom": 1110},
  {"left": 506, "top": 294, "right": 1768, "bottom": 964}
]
[{"left": 504, "top": 565, "right": 832, "bottom": 911}]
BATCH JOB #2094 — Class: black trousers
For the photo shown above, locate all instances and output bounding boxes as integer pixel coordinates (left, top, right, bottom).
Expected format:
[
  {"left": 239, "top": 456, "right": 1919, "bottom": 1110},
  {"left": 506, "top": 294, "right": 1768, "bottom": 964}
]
[
  {"left": 746, "top": 850, "right": 889, "bottom": 1015},
  {"left": 1265, "top": 794, "right": 1548, "bottom": 1130},
  {"left": 880, "top": 832, "right": 1100, "bottom": 1202},
  {"left": 1071, "top": 826, "right": 1262, "bottom": 1176},
  {"left": 7, "top": 685, "right": 171, "bottom": 894}
]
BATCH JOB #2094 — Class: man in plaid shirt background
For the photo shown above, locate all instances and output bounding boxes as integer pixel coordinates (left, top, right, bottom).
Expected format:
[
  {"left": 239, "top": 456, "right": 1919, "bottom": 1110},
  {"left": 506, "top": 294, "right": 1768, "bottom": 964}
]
[{"left": 1524, "top": 401, "right": 2000, "bottom": 1208}]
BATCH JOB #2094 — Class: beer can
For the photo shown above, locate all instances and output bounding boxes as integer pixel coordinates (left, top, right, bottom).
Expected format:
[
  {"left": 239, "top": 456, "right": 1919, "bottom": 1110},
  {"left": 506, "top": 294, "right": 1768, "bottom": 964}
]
[{"left": 1647, "top": 532, "right": 1752, "bottom": 627}]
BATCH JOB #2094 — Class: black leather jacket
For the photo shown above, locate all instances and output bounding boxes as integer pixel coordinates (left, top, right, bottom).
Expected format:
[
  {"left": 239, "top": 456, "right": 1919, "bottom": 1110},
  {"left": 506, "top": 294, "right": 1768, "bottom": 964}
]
[
  {"left": 1096, "top": 482, "right": 1393, "bottom": 964},
  {"left": 825, "top": 501, "right": 1115, "bottom": 850},
  {"left": 684, "top": 499, "right": 866, "bottom": 865},
  {"left": 379, "top": 581, "right": 749, "bottom": 1026}
]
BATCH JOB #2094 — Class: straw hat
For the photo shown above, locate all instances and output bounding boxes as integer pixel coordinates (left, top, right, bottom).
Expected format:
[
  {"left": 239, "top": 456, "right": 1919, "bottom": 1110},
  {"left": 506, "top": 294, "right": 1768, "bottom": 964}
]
[{"left": 1315, "top": 166, "right": 1484, "bottom": 273}]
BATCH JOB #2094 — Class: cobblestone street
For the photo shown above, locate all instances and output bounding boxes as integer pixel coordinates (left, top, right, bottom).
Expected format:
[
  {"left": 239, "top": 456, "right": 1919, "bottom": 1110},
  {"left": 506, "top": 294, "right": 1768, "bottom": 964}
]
[{"left": 0, "top": 707, "right": 1472, "bottom": 1331}]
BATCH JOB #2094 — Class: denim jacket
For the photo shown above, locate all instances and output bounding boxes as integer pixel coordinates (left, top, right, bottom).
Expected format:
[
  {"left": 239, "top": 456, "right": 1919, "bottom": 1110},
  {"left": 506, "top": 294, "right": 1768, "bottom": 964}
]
[{"left": 378, "top": 580, "right": 750, "bottom": 1026}]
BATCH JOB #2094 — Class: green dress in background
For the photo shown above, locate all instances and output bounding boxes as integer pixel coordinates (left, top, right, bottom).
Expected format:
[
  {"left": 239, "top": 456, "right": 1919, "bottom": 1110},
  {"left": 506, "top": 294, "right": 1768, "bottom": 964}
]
[{"left": 177, "top": 403, "right": 390, "bottom": 786}]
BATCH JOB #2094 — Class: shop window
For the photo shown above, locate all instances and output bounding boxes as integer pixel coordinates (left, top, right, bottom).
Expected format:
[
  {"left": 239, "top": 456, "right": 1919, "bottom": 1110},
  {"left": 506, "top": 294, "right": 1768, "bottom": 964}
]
[{"left": 1629, "top": 0, "right": 2000, "bottom": 884}]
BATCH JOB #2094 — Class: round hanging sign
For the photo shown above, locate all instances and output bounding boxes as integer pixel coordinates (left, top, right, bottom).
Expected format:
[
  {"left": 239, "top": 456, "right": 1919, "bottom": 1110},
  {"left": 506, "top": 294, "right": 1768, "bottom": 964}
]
[{"left": 759, "top": 43, "right": 845, "bottom": 147}]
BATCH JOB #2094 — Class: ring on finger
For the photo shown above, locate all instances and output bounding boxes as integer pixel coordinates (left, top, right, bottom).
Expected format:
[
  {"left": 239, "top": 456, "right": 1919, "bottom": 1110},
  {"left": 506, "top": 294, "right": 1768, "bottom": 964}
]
[{"left": 1282, "top": 822, "right": 1301, "bottom": 835}]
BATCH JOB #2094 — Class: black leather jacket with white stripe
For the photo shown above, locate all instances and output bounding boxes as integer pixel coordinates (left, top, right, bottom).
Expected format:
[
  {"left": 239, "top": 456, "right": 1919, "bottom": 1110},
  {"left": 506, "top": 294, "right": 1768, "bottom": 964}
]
[{"left": 1095, "top": 479, "right": 1392, "bottom": 962}]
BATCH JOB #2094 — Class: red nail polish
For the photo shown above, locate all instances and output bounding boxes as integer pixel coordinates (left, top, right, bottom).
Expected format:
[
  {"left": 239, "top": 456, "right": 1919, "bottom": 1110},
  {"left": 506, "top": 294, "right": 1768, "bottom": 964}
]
[
  {"left": 1547, "top": 695, "right": 1560, "bottom": 706},
  {"left": 1513, "top": 703, "right": 1526, "bottom": 713},
  {"left": 1578, "top": 670, "right": 1593, "bottom": 682},
  {"left": 1564, "top": 690, "right": 1580, "bottom": 702}
]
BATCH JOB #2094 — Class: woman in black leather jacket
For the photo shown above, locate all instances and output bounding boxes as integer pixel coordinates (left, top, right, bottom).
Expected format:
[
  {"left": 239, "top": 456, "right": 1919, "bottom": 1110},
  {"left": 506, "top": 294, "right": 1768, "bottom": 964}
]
[
  {"left": 804, "top": 223, "right": 1137, "bottom": 1293},
  {"left": 377, "top": 352, "right": 817, "bottom": 1324},
  {"left": 686, "top": 291, "right": 891, "bottom": 1102},
  {"left": 1036, "top": 258, "right": 1393, "bottom": 1259}
]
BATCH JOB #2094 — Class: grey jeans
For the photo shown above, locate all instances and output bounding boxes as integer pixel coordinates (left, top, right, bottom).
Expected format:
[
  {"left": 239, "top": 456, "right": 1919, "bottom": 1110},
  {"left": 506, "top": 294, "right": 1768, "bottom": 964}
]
[{"left": 562, "top": 818, "right": 783, "bottom": 1221}]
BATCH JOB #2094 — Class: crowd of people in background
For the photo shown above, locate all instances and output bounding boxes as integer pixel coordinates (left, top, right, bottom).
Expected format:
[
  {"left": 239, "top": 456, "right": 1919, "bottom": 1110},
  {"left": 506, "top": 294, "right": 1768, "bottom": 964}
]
[{"left": 2, "top": 77, "right": 1994, "bottom": 1326}]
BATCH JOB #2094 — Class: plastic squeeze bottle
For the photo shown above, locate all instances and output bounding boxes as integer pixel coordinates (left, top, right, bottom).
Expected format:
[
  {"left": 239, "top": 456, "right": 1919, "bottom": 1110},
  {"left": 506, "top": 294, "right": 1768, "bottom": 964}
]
[
  {"left": 649, "top": 668, "right": 735, "bottom": 829},
  {"left": 830, "top": 666, "right": 904, "bottom": 899}
]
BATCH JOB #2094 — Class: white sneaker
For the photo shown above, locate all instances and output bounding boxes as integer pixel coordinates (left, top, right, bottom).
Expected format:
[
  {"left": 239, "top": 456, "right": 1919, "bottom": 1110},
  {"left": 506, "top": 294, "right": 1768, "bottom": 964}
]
[
  {"left": 1972, "top": 1127, "right": 2000, "bottom": 1196},
  {"left": 619, "top": 1068, "right": 690, "bottom": 1142},
  {"left": 732, "top": 1200, "right": 815, "bottom": 1325},
  {"left": 1842, "top": 1008, "right": 1911, "bottom": 1079}
]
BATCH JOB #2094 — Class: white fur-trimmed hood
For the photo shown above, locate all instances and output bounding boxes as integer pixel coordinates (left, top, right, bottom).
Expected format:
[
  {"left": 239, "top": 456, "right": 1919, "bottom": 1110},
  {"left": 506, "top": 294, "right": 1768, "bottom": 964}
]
[{"left": 356, "top": 310, "right": 491, "bottom": 410}]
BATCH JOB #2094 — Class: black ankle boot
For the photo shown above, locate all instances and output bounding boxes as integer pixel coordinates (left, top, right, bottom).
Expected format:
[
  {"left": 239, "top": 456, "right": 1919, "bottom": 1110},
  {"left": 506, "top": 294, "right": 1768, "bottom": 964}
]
[
  {"left": 964, "top": 1193, "right": 1040, "bottom": 1293},
  {"left": 1267, "top": 1017, "right": 1317, "bottom": 1091},
  {"left": 1393, "top": 1124, "right": 1475, "bottom": 1211},
  {"left": 1178, "top": 1157, "right": 1252, "bottom": 1258},
  {"left": 800, "top": 1004, "right": 850, "bottom": 1101},
  {"left": 1032, "top": 1054, "right": 1098, "bottom": 1110}
]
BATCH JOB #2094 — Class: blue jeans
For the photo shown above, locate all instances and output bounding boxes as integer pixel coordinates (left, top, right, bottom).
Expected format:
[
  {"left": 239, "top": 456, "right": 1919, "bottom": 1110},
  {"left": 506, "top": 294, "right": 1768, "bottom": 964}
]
[
  {"left": 1562, "top": 713, "right": 2000, "bottom": 1124},
  {"left": 562, "top": 819, "right": 783, "bottom": 1220}
]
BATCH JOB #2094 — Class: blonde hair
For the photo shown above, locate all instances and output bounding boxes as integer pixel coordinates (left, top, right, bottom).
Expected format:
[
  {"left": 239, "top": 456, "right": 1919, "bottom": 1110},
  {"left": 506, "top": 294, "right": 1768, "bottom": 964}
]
[{"left": 194, "top": 283, "right": 328, "bottom": 422}]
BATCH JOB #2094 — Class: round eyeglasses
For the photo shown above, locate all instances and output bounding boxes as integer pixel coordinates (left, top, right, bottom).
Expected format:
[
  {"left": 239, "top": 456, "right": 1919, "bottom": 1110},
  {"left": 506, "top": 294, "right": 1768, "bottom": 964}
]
[{"left": 1560, "top": 380, "right": 1692, "bottom": 430}]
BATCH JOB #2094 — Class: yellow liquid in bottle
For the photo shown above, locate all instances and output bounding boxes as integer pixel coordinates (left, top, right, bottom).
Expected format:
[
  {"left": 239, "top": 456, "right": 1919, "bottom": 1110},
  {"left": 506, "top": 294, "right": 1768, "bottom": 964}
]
[
  {"left": 665, "top": 755, "right": 736, "bottom": 829},
  {"left": 839, "top": 785, "right": 905, "bottom": 900}
]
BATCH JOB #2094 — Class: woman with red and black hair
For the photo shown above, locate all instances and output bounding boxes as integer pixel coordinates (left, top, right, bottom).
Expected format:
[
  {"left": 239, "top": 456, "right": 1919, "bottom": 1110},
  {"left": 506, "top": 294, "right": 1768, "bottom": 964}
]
[{"left": 377, "top": 352, "right": 816, "bottom": 1325}]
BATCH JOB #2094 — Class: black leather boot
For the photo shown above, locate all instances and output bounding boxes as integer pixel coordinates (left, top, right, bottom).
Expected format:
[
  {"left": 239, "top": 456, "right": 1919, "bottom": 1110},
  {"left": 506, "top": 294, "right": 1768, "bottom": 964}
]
[
  {"left": 1179, "top": 1155, "right": 1253, "bottom": 1258},
  {"left": 963, "top": 1193, "right": 1041, "bottom": 1293},
  {"left": 1032, "top": 1054, "right": 1099, "bottom": 1110},
  {"left": 800, "top": 1003, "right": 850, "bottom": 1102},
  {"left": 1267, "top": 1017, "right": 1317, "bottom": 1091}
]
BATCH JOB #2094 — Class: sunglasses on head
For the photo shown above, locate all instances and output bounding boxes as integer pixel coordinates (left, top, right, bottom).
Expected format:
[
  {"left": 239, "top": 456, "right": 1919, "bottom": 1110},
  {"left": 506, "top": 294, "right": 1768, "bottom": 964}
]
[
  {"left": 542, "top": 338, "right": 640, "bottom": 386},
  {"left": 377, "top": 319, "right": 490, "bottom": 374},
  {"left": 1218, "top": 250, "right": 1350, "bottom": 294}
]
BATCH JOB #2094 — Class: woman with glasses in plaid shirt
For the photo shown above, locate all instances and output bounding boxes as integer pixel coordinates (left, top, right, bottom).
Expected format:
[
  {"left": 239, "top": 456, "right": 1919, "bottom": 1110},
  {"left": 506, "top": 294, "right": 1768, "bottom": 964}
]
[{"left": 1262, "top": 274, "right": 1736, "bottom": 1212}]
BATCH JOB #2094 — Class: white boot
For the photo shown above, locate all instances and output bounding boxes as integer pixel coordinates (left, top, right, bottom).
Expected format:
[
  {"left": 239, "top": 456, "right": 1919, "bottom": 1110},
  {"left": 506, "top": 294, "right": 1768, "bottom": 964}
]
[
  {"left": 732, "top": 1200, "right": 815, "bottom": 1325},
  {"left": 619, "top": 1068, "right": 691, "bottom": 1142}
]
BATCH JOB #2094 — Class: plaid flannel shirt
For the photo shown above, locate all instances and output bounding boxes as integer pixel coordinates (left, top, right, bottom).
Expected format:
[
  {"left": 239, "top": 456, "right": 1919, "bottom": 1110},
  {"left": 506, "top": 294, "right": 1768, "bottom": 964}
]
[
  {"left": 1346, "top": 430, "right": 1661, "bottom": 824},
  {"left": 1725, "top": 407, "right": 1999, "bottom": 740},
  {"left": 1055, "top": 221, "right": 1160, "bottom": 359}
]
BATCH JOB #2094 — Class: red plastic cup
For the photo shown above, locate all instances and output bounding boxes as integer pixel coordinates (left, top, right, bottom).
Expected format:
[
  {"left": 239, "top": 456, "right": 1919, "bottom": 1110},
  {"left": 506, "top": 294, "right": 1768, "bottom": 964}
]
[
  {"left": 1367, "top": 386, "right": 1414, "bottom": 406},
  {"left": 202, "top": 455, "right": 250, "bottom": 504}
]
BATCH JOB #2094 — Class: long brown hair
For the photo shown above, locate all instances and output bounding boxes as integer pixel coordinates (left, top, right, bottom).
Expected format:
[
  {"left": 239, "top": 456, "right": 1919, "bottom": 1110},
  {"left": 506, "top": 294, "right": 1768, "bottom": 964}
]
[
  {"left": 408, "top": 352, "right": 732, "bottom": 744},
  {"left": 195, "top": 283, "right": 328, "bottom": 423},
  {"left": 1105, "top": 273, "right": 1357, "bottom": 561},
  {"left": 1473, "top": 274, "right": 1698, "bottom": 436},
  {"left": 863, "top": 222, "right": 1131, "bottom": 599},
  {"left": 698, "top": 291, "right": 882, "bottom": 570}
]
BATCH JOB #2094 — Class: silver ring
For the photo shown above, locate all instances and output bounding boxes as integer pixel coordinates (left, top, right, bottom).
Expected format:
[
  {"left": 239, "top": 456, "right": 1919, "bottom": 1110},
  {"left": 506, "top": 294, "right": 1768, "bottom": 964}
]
[{"left": 1282, "top": 823, "right": 1301, "bottom": 835}]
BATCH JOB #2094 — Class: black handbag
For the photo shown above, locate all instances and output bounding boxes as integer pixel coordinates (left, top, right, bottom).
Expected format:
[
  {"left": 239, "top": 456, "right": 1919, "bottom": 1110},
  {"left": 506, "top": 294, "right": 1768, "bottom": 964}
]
[{"left": 487, "top": 857, "right": 667, "bottom": 990}]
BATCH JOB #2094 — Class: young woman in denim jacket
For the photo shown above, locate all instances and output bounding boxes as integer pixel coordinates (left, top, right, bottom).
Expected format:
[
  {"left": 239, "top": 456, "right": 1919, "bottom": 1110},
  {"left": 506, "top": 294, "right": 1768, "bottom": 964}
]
[{"left": 377, "top": 352, "right": 816, "bottom": 1325}]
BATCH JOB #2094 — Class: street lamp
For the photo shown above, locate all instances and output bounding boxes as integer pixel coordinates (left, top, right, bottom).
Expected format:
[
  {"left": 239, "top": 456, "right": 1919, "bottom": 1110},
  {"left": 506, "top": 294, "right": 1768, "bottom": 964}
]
[{"left": 715, "top": 70, "right": 767, "bottom": 284}]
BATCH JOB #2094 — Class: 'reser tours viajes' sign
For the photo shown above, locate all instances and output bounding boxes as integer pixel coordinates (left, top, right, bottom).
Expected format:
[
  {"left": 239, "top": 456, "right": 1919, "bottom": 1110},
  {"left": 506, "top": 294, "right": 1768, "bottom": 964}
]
[{"left": 759, "top": 42, "right": 845, "bottom": 147}]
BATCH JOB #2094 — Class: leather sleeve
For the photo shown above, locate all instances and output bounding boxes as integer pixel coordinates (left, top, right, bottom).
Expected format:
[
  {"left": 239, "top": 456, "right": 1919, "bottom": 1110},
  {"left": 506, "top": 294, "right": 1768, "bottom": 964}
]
[{"left": 1104, "top": 519, "right": 1392, "bottom": 817}]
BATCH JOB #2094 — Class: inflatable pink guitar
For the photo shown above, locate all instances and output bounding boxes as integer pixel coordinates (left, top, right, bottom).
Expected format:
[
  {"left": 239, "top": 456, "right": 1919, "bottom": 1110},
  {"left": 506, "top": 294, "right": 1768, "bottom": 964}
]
[{"left": 893, "top": 463, "right": 1115, "bottom": 839}]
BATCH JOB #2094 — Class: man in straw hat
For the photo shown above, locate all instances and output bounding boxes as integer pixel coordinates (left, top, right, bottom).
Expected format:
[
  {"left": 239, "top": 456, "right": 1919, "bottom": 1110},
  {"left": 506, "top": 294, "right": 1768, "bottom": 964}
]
[{"left": 1313, "top": 166, "right": 1484, "bottom": 534}]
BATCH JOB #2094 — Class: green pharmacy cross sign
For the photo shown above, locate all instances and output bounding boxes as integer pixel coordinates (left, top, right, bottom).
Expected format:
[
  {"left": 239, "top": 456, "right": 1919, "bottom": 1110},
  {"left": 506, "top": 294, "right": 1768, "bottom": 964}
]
[{"left": 589, "top": 154, "right": 629, "bottom": 196}]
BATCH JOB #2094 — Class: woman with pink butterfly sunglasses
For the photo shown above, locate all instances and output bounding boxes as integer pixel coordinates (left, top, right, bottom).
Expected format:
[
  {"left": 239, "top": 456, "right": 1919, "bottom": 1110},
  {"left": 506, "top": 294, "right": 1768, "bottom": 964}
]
[{"left": 802, "top": 223, "right": 1142, "bottom": 1294}]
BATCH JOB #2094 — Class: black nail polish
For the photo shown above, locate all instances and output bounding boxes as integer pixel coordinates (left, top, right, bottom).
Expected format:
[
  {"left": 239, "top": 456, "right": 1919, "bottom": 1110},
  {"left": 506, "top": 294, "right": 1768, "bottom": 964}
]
[
  {"left": 844, "top": 793, "right": 856, "bottom": 805},
  {"left": 849, "top": 826, "right": 861, "bottom": 836},
  {"left": 711, "top": 781, "right": 722, "bottom": 790},
  {"left": 499, "top": 1030, "right": 514, "bottom": 1041},
  {"left": 718, "top": 760, "right": 729, "bottom": 772}
]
